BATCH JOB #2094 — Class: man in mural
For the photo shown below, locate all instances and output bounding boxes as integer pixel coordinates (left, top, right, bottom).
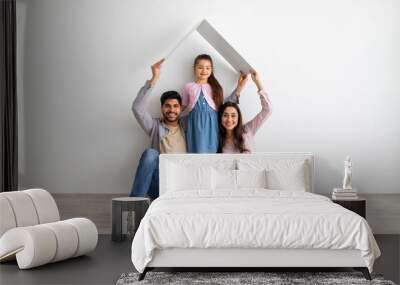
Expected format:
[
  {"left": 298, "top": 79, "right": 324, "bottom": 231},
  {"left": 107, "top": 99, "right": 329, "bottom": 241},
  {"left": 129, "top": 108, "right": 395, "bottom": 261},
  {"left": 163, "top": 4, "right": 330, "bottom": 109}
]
[{"left": 130, "top": 59, "right": 187, "bottom": 199}]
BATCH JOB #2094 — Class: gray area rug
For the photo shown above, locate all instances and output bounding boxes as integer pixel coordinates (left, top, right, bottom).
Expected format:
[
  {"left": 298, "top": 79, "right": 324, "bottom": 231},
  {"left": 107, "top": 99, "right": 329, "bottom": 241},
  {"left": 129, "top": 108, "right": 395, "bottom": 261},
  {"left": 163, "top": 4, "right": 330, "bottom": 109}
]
[{"left": 116, "top": 271, "right": 396, "bottom": 285}]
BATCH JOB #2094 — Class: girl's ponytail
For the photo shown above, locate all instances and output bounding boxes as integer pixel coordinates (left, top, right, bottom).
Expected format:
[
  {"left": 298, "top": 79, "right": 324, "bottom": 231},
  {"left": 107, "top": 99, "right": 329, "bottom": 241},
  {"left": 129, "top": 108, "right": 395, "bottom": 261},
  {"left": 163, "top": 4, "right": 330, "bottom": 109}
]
[{"left": 208, "top": 73, "right": 223, "bottom": 109}]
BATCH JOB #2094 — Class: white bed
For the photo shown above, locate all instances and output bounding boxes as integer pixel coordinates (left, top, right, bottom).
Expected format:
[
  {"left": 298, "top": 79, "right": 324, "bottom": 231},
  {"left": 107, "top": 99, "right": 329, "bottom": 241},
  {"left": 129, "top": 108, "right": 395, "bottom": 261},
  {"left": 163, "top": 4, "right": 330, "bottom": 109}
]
[{"left": 131, "top": 153, "right": 380, "bottom": 280}]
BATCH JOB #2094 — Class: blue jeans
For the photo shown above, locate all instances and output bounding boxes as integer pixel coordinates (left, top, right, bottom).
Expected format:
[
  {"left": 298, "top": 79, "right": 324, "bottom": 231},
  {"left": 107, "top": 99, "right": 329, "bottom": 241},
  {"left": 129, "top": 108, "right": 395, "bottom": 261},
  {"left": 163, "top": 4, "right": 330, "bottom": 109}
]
[{"left": 130, "top": 148, "right": 159, "bottom": 199}]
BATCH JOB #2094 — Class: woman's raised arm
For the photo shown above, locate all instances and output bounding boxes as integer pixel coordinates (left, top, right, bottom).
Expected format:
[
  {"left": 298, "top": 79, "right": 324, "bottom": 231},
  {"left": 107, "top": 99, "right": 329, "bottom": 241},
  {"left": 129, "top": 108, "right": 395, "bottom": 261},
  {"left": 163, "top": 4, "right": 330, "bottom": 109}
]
[{"left": 244, "top": 70, "right": 272, "bottom": 136}]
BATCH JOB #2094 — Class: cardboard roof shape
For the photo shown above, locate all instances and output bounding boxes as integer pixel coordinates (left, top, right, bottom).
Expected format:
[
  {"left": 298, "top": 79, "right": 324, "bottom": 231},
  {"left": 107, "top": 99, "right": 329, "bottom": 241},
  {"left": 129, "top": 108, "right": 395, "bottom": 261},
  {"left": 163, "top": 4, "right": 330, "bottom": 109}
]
[{"left": 165, "top": 19, "right": 253, "bottom": 74}]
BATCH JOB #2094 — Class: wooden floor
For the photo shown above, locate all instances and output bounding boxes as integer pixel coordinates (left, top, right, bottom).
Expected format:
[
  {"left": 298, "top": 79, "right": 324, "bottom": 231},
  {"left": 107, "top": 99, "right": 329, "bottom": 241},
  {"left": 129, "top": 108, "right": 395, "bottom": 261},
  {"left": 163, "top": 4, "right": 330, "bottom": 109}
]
[{"left": 0, "top": 235, "right": 399, "bottom": 285}]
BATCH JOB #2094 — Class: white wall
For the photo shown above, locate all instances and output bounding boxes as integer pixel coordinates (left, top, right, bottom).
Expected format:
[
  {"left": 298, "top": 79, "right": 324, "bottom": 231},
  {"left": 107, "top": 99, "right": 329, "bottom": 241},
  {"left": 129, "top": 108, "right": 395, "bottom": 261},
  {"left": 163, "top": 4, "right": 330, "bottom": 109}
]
[{"left": 17, "top": 0, "right": 400, "bottom": 194}]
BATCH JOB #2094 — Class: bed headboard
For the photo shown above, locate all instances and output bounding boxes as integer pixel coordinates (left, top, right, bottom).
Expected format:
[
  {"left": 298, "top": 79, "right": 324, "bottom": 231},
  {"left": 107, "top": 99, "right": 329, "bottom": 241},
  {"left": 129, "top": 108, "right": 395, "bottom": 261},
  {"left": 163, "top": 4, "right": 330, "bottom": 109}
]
[{"left": 159, "top": 153, "right": 314, "bottom": 195}]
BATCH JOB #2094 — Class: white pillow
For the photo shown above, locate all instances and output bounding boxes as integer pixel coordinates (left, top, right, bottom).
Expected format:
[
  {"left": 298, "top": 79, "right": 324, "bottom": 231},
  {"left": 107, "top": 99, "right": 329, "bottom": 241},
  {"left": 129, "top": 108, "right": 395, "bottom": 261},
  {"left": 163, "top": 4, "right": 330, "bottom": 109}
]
[
  {"left": 237, "top": 159, "right": 310, "bottom": 192},
  {"left": 236, "top": 169, "right": 268, "bottom": 189},
  {"left": 266, "top": 166, "right": 306, "bottom": 191},
  {"left": 166, "top": 162, "right": 212, "bottom": 192},
  {"left": 212, "top": 168, "right": 237, "bottom": 191}
]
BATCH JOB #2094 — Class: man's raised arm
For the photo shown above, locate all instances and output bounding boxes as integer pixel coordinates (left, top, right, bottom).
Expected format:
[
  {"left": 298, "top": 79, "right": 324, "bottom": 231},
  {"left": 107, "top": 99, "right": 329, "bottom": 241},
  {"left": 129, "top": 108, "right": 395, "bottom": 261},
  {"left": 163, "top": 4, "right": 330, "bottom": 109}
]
[{"left": 131, "top": 59, "right": 164, "bottom": 136}]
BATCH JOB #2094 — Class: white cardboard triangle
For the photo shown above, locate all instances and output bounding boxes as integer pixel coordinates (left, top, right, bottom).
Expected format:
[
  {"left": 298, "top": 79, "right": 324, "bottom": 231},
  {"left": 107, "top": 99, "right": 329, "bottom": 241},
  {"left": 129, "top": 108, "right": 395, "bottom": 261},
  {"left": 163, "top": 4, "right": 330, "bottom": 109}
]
[{"left": 165, "top": 19, "right": 253, "bottom": 74}]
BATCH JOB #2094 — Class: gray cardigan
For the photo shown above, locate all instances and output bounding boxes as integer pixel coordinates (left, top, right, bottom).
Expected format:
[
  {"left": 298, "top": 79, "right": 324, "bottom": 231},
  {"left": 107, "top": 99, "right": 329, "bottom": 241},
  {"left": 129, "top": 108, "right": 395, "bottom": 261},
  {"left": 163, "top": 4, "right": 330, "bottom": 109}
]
[{"left": 132, "top": 81, "right": 239, "bottom": 152}]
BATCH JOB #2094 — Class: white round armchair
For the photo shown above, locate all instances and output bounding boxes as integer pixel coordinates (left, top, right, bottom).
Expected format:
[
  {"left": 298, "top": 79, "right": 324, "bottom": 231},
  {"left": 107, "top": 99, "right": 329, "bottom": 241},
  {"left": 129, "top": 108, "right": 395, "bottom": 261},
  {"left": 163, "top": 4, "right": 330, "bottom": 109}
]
[{"left": 0, "top": 189, "right": 98, "bottom": 269}]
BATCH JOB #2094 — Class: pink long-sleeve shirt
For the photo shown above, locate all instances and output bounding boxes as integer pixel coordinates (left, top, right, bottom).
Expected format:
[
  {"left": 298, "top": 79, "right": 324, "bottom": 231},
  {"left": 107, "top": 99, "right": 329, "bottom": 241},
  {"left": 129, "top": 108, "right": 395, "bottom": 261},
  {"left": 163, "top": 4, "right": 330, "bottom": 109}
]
[
  {"left": 182, "top": 82, "right": 217, "bottom": 111},
  {"left": 222, "top": 89, "right": 272, "bottom": 153}
]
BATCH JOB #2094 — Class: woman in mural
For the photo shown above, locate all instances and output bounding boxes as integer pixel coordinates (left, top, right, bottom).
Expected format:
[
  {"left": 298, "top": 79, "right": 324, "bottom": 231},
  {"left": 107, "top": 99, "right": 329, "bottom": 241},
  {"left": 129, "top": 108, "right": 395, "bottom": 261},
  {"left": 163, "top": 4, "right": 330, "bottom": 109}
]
[{"left": 218, "top": 70, "right": 272, "bottom": 153}]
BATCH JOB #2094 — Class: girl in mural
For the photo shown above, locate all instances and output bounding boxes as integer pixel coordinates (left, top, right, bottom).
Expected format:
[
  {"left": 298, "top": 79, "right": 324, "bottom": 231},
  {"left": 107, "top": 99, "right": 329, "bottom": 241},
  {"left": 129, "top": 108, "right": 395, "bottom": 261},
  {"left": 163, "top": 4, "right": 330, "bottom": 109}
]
[
  {"left": 182, "top": 54, "right": 240, "bottom": 153},
  {"left": 218, "top": 70, "right": 272, "bottom": 153}
]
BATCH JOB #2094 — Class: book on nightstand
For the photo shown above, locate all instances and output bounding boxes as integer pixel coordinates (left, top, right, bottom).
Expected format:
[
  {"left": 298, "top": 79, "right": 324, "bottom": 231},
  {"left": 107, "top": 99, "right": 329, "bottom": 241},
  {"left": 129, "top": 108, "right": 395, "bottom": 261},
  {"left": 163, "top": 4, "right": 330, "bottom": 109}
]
[{"left": 332, "top": 188, "right": 358, "bottom": 200}]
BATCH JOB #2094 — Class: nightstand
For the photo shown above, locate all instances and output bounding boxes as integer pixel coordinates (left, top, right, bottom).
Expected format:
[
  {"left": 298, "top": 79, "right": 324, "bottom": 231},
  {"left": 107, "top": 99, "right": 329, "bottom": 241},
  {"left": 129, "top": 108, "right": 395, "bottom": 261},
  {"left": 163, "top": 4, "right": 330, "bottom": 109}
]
[
  {"left": 111, "top": 197, "right": 150, "bottom": 242},
  {"left": 332, "top": 198, "right": 366, "bottom": 219}
]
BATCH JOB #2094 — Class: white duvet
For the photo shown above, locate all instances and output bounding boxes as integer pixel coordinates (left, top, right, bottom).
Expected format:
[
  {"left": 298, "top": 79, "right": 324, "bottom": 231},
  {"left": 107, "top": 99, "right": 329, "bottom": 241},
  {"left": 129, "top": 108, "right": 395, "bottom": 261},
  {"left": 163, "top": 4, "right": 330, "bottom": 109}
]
[{"left": 131, "top": 190, "right": 380, "bottom": 273}]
